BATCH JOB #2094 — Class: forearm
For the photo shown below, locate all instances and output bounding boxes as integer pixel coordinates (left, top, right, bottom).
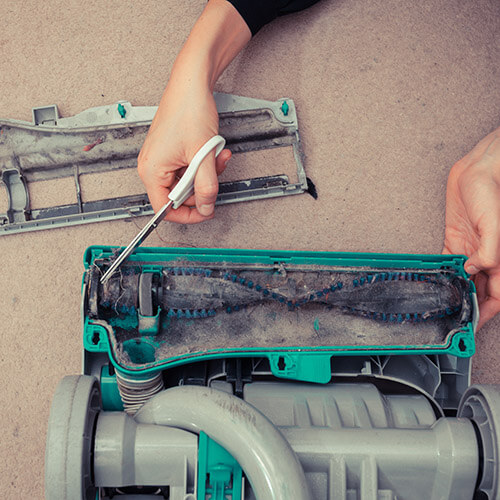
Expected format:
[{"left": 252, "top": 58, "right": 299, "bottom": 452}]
[
  {"left": 167, "top": 0, "right": 251, "bottom": 93},
  {"left": 138, "top": 0, "right": 318, "bottom": 223}
]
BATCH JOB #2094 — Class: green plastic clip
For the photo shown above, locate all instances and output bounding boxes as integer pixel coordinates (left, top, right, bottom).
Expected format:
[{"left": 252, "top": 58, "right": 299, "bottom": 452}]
[
  {"left": 198, "top": 432, "right": 243, "bottom": 500},
  {"left": 209, "top": 465, "right": 232, "bottom": 499},
  {"left": 117, "top": 103, "right": 126, "bottom": 118},
  {"left": 280, "top": 100, "right": 289, "bottom": 116},
  {"left": 270, "top": 352, "right": 332, "bottom": 383},
  {"left": 100, "top": 365, "right": 124, "bottom": 411}
]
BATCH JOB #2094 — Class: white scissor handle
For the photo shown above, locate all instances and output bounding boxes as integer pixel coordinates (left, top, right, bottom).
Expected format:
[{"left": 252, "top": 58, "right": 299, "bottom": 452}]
[{"left": 169, "top": 135, "right": 226, "bottom": 209}]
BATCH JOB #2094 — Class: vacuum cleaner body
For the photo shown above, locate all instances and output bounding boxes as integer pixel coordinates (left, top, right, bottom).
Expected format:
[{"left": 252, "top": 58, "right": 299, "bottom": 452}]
[{"left": 46, "top": 246, "right": 500, "bottom": 500}]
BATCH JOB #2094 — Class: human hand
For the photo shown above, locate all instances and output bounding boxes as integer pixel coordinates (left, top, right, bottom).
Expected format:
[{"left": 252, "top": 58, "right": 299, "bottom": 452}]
[
  {"left": 137, "top": 0, "right": 250, "bottom": 224},
  {"left": 443, "top": 127, "right": 500, "bottom": 329},
  {"left": 138, "top": 83, "right": 231, "bottom": 224}
]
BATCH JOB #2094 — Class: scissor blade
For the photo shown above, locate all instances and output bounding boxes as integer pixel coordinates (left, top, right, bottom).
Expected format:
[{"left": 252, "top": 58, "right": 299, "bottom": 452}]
[{"left": 100, "top": 200, "right": 174, "bottom": 284}]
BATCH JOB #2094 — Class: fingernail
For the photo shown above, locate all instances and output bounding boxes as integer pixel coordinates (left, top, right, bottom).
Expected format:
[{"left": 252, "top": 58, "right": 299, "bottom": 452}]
[
  {"left": 199, "top": 204, "right": 214, "bottom": 216},
  {"left": 466, "top": 265, "right": 479, "bottom": 274}
]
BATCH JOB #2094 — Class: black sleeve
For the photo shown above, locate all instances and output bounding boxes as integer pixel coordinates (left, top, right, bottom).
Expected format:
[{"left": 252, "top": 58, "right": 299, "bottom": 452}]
[{"left": 227, "top": 0, "right": 321, "bottom": 36}]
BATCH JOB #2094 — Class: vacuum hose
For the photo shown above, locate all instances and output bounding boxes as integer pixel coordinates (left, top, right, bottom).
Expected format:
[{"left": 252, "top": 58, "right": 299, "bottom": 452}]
[{"left": 135, "top": 385, "right": 312, "bottom": 500}]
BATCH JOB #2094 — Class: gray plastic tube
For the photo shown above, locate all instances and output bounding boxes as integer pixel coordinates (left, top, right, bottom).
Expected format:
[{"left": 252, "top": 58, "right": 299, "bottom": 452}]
[{"left": 135, "top": 385, "right": 311, "bottom": 500}]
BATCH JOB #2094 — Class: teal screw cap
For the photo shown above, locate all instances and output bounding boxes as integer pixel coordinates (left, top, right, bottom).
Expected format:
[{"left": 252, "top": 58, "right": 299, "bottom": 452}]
[
  {"left": 281, "top": 100, "right": 289, "bottom": 116},
  {"left": 117, "top": 103, "right": 126, "bottom": 118}
]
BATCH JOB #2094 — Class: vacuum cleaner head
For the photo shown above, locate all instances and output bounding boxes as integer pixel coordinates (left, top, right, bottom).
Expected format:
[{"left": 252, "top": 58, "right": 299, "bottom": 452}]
[{"left": 83, "top": 246, "right": 477, "bottom": 383}]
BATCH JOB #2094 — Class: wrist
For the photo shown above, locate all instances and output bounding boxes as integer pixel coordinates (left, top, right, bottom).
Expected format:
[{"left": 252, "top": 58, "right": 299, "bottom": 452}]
[{"left": 169, "top": 0, "right": 251, "bottom": 91}]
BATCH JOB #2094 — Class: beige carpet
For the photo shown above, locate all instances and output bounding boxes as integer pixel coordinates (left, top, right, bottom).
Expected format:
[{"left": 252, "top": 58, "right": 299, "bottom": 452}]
[{"left": 1, "top": 0, "right": 500, "bottom": 497}]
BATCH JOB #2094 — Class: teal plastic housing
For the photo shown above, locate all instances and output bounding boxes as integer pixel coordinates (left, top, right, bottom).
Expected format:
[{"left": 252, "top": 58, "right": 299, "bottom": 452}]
[
  {"left": 83, "top": 246, "right": 477, "bottom": 386},
  {"left": 198, "top": 432, "right": 243, "bottom": 500}
]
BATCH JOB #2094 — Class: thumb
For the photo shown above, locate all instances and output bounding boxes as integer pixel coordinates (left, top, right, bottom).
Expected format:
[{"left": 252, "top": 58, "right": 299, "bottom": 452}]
[
  {"left": 145, "top": 173, "right": 175, "bottom": 214},
  {"left": 194, "top": 150, "right": 219, "bottom": 216},
  {"left": 464, "top": 229, "right": 500, "bottom": 275}
]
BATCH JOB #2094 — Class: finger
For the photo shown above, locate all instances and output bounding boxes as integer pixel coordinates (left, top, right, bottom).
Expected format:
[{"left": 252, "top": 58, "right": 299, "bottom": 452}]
[
  {"left": 477, "top": 296, "right": 500, "bottom": 329},
  {"left": 215, "top": 148, "right": 232, "bottom": 176},
  {"left": 467, "top": 128, "right": 500, "bottom": 164},
  {"left": 473, "top": 271, "right": 489, "bottom": 305},
  {"left": 147, "top": 175, "right": 212, "bottom": 223},
  {"left": 181, "top": 194, "right": 196, "bottom": 207},
  {"left": 176, "top": 166, "right": 187, "bottom": 178},
  {"left": 164, "top": 204, "right": 214, "bottom": 224},
  {"left": 145, "top": 175, "right": 175, "bottom": 214},
  {"left": 465, "top": 226, "right": 500, "bottom": 274},
  {"left": 194, "top": 150, "right": 219, "bottom": 216},
  {"left": 179, "top": 152, "right": 232, "bottom": 207}
]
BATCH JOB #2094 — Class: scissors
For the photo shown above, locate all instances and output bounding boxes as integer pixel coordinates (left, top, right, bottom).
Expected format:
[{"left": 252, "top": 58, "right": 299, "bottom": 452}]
[{"left": 100, "top": 135, "right": 226, "bottom": 284}]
